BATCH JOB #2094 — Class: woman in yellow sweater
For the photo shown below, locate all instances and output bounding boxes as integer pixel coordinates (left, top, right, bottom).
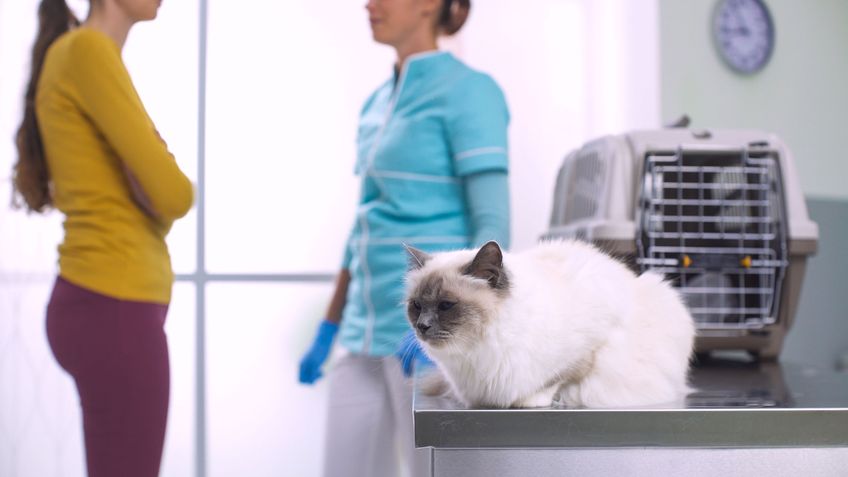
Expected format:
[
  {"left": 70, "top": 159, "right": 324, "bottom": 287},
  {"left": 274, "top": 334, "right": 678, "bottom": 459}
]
[{"left": 12, "top": 0, "right": 193, "bottom": 475}]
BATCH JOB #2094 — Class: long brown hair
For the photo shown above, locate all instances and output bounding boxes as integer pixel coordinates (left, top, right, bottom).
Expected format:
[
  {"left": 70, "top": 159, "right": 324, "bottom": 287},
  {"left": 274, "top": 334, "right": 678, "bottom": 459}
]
[
  {"left": 12, "top": 0, "right": 79, "bottom": 213},
  {"left": 439, "top": 0, "right": 471, "bottom": 36}
]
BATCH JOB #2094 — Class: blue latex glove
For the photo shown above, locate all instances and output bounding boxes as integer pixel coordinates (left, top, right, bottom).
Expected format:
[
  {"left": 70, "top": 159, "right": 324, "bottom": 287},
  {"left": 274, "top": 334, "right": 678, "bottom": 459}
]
[
  {"left": 299, "top": 320, "right": 339, "bottom": 384},
  {"left": 395, "top": 330, "right": 434, "bottom": 377}
]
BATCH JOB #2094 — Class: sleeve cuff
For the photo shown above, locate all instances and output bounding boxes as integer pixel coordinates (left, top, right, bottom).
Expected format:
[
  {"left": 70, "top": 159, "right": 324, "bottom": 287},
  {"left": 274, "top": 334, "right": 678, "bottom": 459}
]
[
  {"left": 454, "top": 147, "right": 508, "bottom": 177},
  {"left": 341, "top": 242, "right": 353, "bottom": 269}
]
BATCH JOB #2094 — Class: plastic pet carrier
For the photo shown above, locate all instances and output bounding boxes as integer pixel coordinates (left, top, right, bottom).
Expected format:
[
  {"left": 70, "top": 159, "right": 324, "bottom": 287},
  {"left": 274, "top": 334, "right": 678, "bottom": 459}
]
[{"left": 544, "top": 128, "right": 818, "bottom": 359}]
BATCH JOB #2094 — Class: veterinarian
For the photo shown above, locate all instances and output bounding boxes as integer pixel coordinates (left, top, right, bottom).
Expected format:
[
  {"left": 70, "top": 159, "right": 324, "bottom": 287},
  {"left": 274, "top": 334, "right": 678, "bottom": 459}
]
[{"left": 297, "top": 0, "right": 510, "bottom": 476}]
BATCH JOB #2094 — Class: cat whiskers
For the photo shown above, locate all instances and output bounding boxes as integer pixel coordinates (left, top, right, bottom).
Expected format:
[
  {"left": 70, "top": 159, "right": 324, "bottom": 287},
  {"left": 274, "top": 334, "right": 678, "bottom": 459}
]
[{"left": 423, "top": 330, "right": 457, "bottom": 350}]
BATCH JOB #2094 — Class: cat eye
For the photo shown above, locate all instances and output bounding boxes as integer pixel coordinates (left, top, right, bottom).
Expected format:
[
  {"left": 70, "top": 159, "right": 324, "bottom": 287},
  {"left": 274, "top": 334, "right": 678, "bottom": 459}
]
[
  {"left": 438, "top": 301, "right": 456, "bottom": 311},
  {"left": 412, "top": 300, "right": 422, "bottom": 311}
]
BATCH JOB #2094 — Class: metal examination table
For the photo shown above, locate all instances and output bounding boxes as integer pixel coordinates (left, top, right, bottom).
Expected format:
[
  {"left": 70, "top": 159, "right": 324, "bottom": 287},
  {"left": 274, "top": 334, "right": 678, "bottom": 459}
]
[{"left": 413, "top": 358, "right": 848, "bottom": 476}]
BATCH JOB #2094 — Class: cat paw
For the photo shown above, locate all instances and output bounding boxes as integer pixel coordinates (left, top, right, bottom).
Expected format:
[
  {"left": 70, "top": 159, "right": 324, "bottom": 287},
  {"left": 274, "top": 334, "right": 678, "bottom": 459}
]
[
  {"left": 419, "top": 370, "right": 450, "bottom": 397},
  {"left": 515, "top": 385, "right": 558, "bottom": 408}
]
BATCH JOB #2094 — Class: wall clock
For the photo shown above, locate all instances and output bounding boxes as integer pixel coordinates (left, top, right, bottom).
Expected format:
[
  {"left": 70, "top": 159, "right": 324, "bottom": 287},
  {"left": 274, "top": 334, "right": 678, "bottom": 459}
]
[{"left": 713, "top": 0, "right": 775, "bottom": 74}]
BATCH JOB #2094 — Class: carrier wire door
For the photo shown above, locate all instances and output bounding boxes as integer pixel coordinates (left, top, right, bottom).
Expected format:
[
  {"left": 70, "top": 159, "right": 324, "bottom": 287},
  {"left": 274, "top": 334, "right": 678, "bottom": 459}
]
[{"left": 636, "top": 148, "right": 789, "bottom": 336}]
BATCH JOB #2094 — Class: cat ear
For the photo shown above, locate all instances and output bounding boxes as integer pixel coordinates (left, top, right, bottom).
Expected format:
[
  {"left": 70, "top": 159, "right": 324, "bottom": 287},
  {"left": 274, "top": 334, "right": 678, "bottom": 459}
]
[
  {"left": 463, "top": 241, "right": 508, "bottom": 290},
  {"left": 403, "top": 243, "right": 431, "bottom": 271}
]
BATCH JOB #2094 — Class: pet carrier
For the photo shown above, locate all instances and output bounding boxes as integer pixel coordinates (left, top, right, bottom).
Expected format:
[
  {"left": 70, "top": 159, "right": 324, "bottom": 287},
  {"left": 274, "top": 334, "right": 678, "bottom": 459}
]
[{"left": 544, "top": 128, "right": 818, "bottom": 359}]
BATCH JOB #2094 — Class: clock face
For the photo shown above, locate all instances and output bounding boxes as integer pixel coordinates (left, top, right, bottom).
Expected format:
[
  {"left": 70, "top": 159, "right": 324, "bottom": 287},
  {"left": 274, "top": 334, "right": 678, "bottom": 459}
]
[{"left": 713, "top": 0, "right": 775, "bottom": 74}]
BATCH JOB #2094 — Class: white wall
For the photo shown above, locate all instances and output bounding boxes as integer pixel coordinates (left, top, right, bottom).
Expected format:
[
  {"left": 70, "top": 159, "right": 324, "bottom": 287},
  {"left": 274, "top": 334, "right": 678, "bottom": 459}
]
[{"left": 660, "top": 0, "right": 848, "bottom": 200}]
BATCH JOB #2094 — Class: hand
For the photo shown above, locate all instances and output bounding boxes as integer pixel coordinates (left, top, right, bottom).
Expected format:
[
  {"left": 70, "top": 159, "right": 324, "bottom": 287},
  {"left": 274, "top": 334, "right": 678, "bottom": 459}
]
[
  {"left": 298, "top": 320, "right": 339, "bottom": 384},
  {"left": 395, "top": 329, "right": 434, "bottom": 378}
]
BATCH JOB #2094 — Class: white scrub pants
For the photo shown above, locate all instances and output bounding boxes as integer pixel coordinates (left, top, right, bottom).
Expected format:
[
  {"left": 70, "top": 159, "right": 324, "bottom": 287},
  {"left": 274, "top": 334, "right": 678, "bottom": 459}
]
[{"left": 323, "top": 353, "right": 428, "bottom": 477}]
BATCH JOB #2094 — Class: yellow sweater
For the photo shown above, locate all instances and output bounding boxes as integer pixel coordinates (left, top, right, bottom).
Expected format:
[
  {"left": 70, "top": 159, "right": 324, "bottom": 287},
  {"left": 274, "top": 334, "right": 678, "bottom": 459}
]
[{"left": 36, "top": 28, "right": 194, "bottom": 304}]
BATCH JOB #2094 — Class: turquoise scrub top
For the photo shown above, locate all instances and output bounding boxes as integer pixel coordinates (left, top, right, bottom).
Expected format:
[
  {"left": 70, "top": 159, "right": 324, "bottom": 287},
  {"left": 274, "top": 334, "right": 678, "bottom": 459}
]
[{"left": 339, "top": 51, "right": 510, "bottom": 356}]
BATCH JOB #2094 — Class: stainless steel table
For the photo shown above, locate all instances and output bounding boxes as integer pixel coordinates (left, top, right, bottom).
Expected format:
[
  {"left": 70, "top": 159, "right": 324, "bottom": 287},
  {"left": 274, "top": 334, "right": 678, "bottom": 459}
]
[{"left": 413, "top": 357, "right": 848, "bottom": 476}]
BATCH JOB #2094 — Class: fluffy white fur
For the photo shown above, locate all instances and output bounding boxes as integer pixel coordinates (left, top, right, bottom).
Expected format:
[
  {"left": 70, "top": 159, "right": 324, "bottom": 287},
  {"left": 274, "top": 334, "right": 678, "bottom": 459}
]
[{"left": 405, "top": 240, "right": 695, "bottom": 409}]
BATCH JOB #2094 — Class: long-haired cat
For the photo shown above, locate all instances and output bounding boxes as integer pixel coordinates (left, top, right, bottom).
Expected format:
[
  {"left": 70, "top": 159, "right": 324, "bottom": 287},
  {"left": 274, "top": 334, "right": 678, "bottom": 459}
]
[{"left": 404, "top": 240, "right": 695, "bottom": 408}]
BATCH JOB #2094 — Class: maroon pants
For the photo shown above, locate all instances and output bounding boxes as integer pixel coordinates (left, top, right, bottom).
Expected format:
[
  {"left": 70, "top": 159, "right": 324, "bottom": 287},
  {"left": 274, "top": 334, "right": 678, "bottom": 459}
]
[{"left": 46, "top": 277, "right": 170, "bottom": 477}]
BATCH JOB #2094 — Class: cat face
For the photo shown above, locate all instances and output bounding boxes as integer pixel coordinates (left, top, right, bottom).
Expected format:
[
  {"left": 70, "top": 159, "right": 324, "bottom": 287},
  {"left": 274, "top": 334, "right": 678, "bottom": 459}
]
[{"left": 404, "top": 241, "right": 509, "bottom": 350}]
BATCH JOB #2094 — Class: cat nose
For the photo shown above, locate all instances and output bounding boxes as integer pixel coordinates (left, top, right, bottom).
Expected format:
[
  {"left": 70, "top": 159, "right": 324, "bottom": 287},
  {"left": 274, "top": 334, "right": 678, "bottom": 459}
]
[{"left": 416, "top": 322, "right": 431, "bottom": 334}]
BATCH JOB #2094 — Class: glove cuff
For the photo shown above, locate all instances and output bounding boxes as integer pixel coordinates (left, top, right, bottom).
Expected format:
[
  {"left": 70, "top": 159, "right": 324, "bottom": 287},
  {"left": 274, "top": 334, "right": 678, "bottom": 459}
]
[{"left": 316, "top": 319, "right": 340, "bottom": 343}]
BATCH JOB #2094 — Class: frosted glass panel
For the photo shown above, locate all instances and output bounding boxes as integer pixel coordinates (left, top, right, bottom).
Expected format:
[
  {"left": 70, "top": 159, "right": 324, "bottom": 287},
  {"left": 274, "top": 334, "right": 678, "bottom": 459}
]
[
  {"left": 161, "top": 283, "right": 197, "bottom": 477},
  {"left": 0, "top": 0, "right": 61, "bottom": 276},
  {"left": 0, "top": 3, "right": 79, "bottom": 475},
  {"left": 207, "top": 282, "right": 333, "bottom": 477},
  {"left": 204, "top": 0, "right": 392, "bottom": 273},
  {"left": 0, "top": 279, "right": 84, "bottom": 477}
]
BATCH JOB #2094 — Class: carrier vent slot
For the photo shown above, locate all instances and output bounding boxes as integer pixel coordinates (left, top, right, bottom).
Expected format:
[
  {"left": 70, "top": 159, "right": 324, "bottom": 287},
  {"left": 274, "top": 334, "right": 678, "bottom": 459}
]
[{"left": 561, "top": 150, "right": 606, "bottom": 224}]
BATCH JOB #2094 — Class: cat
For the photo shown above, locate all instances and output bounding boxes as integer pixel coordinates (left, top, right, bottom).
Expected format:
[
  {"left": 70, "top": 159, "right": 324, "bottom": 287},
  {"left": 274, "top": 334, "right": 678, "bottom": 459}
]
[{"left": 403, "top": 240, "right": 695, "bottom": 409}]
